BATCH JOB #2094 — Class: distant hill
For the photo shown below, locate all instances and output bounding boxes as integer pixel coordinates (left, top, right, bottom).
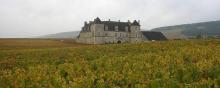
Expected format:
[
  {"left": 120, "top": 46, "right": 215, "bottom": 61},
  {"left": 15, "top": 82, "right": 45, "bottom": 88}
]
[
  {"left": 152, "top": 20, "right": 220, "bottom": 39},
  {"left": 38, "top": 31, "right": 80, "bottom": 38},
  {"left": 38, "top": 21, "right": 220, "bottom": 39}
]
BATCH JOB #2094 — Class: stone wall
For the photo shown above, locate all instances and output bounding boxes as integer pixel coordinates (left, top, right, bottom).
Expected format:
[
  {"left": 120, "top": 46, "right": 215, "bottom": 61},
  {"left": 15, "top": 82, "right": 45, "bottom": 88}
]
[
  {"left": 91, "top": 24, "right": 105, "bottom": 44},
  {"left": 77, "top": 32, "right": 93, "bottom": 44},
  {"left": 103, "top": 32, "right": 130, "bottom": 44},
  {"left": 129, "top": 25, "right": 143, "bottom": 43}
]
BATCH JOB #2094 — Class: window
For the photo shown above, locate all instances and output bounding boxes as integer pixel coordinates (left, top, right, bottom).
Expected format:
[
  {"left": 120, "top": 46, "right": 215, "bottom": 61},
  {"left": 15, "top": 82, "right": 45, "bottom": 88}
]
[
  {"left": 125, "top": 26, "right": 128, "bottom": 31},
  {"left": 115, "top": 26, "right": 118, "bottom": 31},
  {"left": 136, "top": 27, "right": 139, "bottom": 31},
  {"left": 105, "top": 33, "right": 108, "bottom": 36},
  {"left": 115, "top": 33, "right": 117, "bottom": 37},
  {"left": 120, "top": 33, "right": 122, "bottom": 37},
  {"left": 105, "top": 26, "right": 108, "bottom": 31}
]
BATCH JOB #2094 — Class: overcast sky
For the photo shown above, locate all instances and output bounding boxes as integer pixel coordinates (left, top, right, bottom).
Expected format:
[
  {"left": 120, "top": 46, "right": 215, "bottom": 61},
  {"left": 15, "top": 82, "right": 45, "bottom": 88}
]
[{"left": 0, "top": 0, "right": 220, "bottom": 38}]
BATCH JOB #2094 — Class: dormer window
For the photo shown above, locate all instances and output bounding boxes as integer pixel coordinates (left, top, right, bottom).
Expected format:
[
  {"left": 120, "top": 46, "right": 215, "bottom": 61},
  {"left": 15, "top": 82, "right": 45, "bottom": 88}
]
[
  {"left": 125, "top": 26, "right": 128, "bottom": 31},
  {"left": 115, "top": 26, "right": 118, "bottom": 31},
  {"left": 105, "top": 26, "right": 108, "bottom": 31}
]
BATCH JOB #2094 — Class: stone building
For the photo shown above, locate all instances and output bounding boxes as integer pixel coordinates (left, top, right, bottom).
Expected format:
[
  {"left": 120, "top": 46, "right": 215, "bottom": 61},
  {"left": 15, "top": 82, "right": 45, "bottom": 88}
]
[{"left": 76, "top": 17, "right": 143, "bottom": 44}]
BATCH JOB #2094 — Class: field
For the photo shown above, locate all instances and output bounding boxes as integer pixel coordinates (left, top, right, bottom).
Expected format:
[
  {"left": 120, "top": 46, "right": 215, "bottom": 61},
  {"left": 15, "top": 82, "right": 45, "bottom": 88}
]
[{"left": 0, "top": 39, "right": 220, "bottom": 88}]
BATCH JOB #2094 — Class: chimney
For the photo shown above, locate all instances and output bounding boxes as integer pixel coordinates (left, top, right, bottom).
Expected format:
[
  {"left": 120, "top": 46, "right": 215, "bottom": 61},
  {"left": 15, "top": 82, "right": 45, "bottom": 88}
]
[
  {"left": 118, "top": 20, "right": 120, "bottom": 22},
  {"left": 128, "top": 20, "right": 130, "bottom": 23},
  {"left": 84, "top": 21, "right": 87, "bottom": 25},
  {"left": 109, "top": 19, "right": 110, "bottom": 22},
  {"left": 128, "top": 20, "right": 131, "bottom": 25},
  {"left": 138, "top": 20, "right": 140, "bottom": 23}
]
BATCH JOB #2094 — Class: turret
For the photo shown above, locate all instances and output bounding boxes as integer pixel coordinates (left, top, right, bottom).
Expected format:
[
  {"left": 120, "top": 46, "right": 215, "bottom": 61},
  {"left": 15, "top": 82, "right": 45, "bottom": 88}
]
[
  {"left": 130, "top": 20, "right": 142, "bottom": 42},
  {"left": 94, "top": 17, "right": 102, "bottom": 23},
  {"left": 91, "top": 17, "right": 105, "bottom": 44},
  {"left": 131, "top": 20, "right": 140, "bottom": 26},
  {"left": 84, "top": 21, "right": 87, "bottom": 26}
]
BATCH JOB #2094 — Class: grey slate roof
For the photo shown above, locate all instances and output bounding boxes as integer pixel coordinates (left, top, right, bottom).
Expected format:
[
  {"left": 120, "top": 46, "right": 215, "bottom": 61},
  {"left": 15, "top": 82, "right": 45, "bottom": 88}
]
[
  {"left": 102, "top": 21, "right": 130, "bottom": 32},
  {"left": 81, "top": 23, "right": 91, "bottom": 32},
  {"left": 81, "top": 17, "right": 140, "bottom": 32},
  {"left": 142, "top": 31, "right": 167, "bottom": 41},
  {"left": 94, "top": 17, "right": 102, "bottom": 23},
  {"left": 132, "top": 20, "right": 140, "bottom": 26}
]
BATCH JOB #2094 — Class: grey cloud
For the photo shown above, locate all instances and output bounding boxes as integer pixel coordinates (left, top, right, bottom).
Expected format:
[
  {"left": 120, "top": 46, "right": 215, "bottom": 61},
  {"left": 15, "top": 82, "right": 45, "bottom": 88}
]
[{"left": 0, "top": 0, "right": 220, "bottom": 37}]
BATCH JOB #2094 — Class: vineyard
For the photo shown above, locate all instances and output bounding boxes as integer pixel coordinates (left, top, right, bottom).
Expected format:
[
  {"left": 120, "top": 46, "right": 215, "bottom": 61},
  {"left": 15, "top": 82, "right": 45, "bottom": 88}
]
[{"left": 0, "top": 39, "right": 220, "bottom": 88}]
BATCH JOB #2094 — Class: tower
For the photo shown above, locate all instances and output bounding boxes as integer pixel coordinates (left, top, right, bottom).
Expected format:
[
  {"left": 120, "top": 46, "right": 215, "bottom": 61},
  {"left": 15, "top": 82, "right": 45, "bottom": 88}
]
[
  {"left": 130, "top": 20, "right": 142, "bottom": 43},
  {"left": 90, "top": 17, "right": 105, "bottom": 44}
]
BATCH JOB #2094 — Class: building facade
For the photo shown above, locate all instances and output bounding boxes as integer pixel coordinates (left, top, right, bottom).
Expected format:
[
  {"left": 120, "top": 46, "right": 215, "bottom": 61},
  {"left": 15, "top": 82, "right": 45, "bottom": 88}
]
[{"left": 76, "top": 17, "right": 143, "bottom": 44}]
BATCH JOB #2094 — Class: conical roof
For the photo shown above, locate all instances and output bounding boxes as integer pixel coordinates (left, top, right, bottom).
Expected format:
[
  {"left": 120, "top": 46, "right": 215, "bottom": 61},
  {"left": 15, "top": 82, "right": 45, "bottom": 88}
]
[
  {"left": 132, "top": 20, "right": 140, "bottom": 26},
  {"left": 94, "top": 17, "right": 102, "bottom": 23}
]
